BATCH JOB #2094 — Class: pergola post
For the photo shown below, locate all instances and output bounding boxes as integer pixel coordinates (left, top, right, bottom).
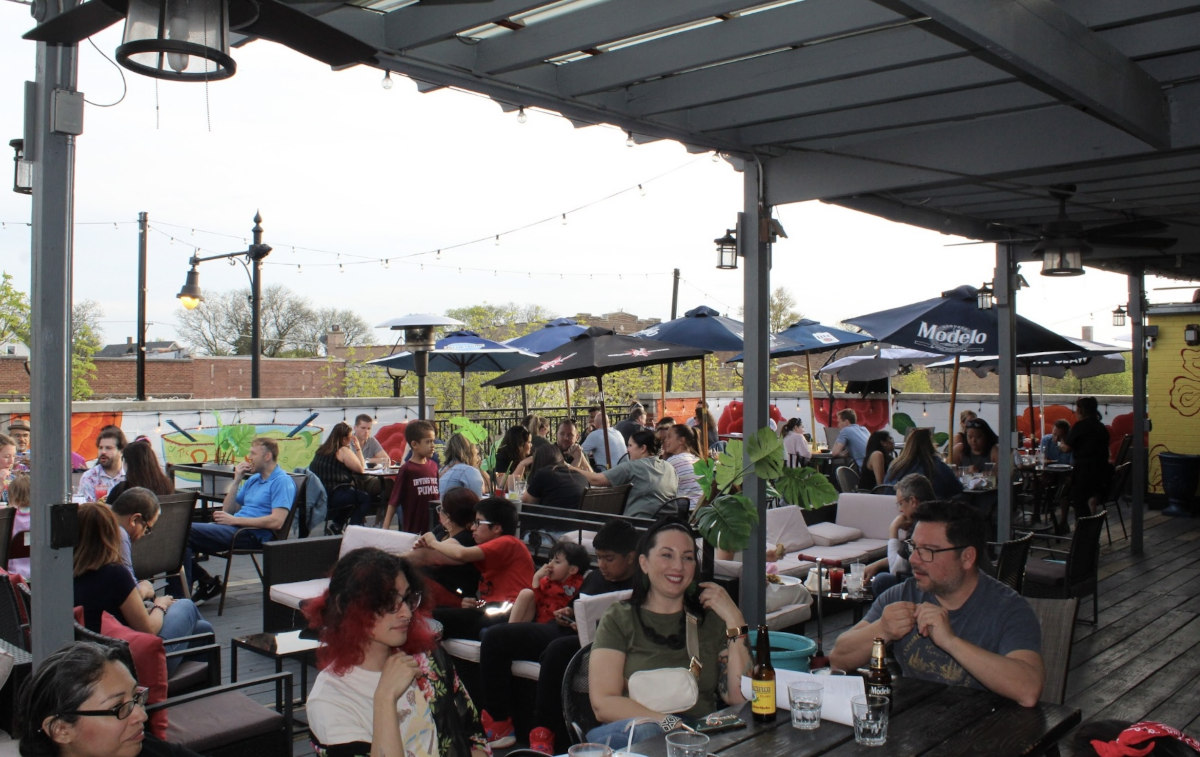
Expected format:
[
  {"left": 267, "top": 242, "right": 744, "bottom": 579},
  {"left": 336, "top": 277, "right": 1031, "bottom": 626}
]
[
  {"left": 994, "top": 244, "right": 1018, "bottom": 542},
  {"left": 740, "top": 161, "right": 768, "bottom": 626},
  {"left": 1128, "top": 268, "right": 1147, "bottom": 556},
  {"left": 29, "top": 37, "right": 81, "bottom": 660}
]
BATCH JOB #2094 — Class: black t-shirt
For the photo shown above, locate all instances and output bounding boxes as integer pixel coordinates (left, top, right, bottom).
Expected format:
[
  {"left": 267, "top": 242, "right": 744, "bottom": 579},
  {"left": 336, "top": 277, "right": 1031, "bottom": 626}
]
[
  {"left": 527, "top": 465, "right": 588, "bottom": 509},
  {"left": 74, "top": 563, "right": 137, "bottom": 631},
  {"left": 578, "top": 569, "right": 634, "bottom": 599},
  {"left": 614, "top": 419, "right": 645, "bottom": 443},
  {"left": 426, "top": 530, "right": 481, "bottom": 600}
]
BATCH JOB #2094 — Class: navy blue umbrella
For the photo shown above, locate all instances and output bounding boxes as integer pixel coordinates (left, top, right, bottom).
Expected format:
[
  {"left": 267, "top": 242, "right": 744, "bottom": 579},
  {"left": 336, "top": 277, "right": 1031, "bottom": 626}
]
[
  {"left": 846, "top": 285, "right": 1078, "bottom": 460},
  {"left": 505, "top": 317, "right": 589, "bottom": 354},
  {"left": 369, "top": 330, "right": 536, "bottom": 413}
]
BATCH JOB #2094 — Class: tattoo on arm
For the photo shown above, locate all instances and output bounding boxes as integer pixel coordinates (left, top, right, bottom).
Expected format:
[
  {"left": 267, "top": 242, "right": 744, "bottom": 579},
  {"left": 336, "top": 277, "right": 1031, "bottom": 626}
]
[{"left": 717, "top": 648, "right": 730, "bottom": 699}]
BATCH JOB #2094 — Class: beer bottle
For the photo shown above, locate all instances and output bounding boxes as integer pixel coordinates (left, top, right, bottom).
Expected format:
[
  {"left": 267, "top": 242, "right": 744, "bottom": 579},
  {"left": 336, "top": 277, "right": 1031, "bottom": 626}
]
[
  {"left": 751, "top": 625, "right": 777, "bottom": 722},
  {"left": 867, "top": 637, "right": 893, "bottom": 712}
]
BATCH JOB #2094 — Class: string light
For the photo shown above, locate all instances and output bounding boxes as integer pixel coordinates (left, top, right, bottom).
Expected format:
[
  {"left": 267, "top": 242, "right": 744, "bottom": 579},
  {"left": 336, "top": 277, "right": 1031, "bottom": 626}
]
[
  {"left": 561, "top": 213, "right": 567, "bottom": 225},
  {"left": 297, "top": 264, "right": 302, "bottom": 274},
  {"left": 625, "top": 131, "right": 635, "bottom": 147},
  {"left": 517, "top": 106, "right": 527, "bottom": 124},
  {"left": 638, "top": 183, "right": 646, "bottom": 196},
  {"left": 381, "top": 70, "right": 394, "bottom": 90},
  {"left": 922, "top": 402, "right": 928, "bottom": 417},
  {"left": 339, "top": 263, "right": 345, "bottom": 274},
  {"left": 494, "top": 235, "right": 500, "bottom": 246}
]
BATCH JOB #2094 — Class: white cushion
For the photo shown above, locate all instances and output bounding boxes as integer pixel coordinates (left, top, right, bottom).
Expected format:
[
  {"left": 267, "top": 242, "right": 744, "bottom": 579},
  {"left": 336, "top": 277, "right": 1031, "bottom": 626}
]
[
  {"left": 835, "top": 493, "right": 896, "bottom": 540},
  {"left": 765, "top": 506, "right": 816, "bottom": 552},
  {"left": 765, "top": 576, "right": 811, "bottom": 613},
  {"left": 341, "top": 526, "right": 419, "bottom": 557},
  {"left": 714, "top": 554, "right": 815, "bottom": 580},
  {"left": 807, "top": 522, "right": 864, "bottom": 547},
  {"left": 441, "top": 638, "right": 539, "bottom": 681},
  {"left": 270, "top": 578, "right": 330, "bottom": 609},
  {"left": 575, "top": 590, "right": 632, "bottom": 647},
  {"left": 765, "top": 602, "right": 812, "bottom": 631}
]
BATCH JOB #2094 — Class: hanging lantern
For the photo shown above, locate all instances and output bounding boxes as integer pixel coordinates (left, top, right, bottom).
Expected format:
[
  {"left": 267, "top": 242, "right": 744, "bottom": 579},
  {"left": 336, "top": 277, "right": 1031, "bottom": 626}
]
[
  {"left": 714, "top": 229, "right": 737, "bottom": 270},
  {"left": 116, "top": 0, "right": 236, "bottom": 82}
]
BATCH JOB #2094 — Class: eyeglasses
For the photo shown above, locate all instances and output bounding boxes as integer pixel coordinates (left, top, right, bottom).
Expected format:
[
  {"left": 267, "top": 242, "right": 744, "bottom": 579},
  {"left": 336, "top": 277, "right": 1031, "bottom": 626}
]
[
  {"left": 61, "top": 687, "right": 149, "bottom": 720},
  {"left": 472, "top": 519, "right": 494, "bottom": 528},
  {"left": 382, "top": 591, "right": 422, "bottom": 615},
  {"left": 435, "top": 504, "right": 445, "bottom": 514},
  {"left": 137, "top": 517, "right": 154, "bottom": 536},
  {"left": 901, "top": 540, "right": 965, "bottom": 562}
]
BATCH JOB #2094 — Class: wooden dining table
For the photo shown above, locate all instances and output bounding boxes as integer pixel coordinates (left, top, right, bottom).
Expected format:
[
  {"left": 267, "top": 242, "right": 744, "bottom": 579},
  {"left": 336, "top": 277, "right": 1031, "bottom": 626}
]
[{"left": 628, "top": 677, "right": 1080, "bottom": 756}]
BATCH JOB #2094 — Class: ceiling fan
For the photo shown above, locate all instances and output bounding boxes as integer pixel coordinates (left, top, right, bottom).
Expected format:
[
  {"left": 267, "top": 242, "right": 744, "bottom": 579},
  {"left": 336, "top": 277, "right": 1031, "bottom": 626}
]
[
  {"left": 1029, "top": 184, "right": 1176, "bottom": 252},
  {"left": 22, "top": 0, "right": 486, "bottom": 73}
]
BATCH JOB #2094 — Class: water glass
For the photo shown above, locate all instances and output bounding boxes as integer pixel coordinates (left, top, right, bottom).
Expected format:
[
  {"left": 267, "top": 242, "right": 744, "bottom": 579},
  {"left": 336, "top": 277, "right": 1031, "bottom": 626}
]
[
  {"left": 664, "top": 731, "right": 709, "bottom": 757},
  {"left": 568, "top": 744, "right": 612, "bottom": 757},
  {"left": 851, "top": 694, "right": 889, "bottom": 746},
  {"left": 788, "top": 681, "right": 823, "bottom": 730}
]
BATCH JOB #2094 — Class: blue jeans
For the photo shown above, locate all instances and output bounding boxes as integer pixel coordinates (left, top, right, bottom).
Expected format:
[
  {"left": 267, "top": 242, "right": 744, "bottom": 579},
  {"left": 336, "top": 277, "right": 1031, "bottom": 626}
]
[
  {"left": 160, "top": 598, "right": 215, "bottom": 674},
  {"left": 180, "top": 522, "right": 269, "bottom": 591},
  {"left": 586, "top": 719, "right": 663, "bottom": 750}
]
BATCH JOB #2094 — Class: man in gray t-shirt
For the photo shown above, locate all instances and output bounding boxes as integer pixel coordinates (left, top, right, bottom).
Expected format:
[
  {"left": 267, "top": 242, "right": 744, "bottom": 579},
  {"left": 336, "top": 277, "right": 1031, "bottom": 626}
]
[
  {"left": 353, "top": 414, "right": 391, "bottom": 466},
  {"left": 831, "top": 500, "right": 1045, "bottom": 706}
]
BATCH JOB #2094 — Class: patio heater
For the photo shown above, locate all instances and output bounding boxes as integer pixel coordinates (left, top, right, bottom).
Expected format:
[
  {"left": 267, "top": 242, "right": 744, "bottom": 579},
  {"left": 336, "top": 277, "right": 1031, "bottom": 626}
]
[
  {"left": 377, "top": 314, "right": 464, "bottom": 419},
  {"left": 175, "top": 212, "right": 272, "bottom": 398}
]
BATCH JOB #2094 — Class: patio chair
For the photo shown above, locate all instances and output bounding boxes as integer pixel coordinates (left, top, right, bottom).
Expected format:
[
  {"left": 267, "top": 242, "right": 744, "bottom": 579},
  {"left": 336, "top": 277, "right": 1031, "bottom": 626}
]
[
  {"left": 562, "top": 643, "right": 599, "bottom": 745},
  {"left": 0, "top": 508, "right": 15, "bottom": 569},
  {"left": 990, "top": 531, "right": 1034, "bottom": 594},
  {"left": 579, "top": 484, "right": 631, "bottom": 515},
  {"left": 132, "top": 491, "right": 197, "bottom": 598},
  {"left": 1023, "top": 510, "right": 1106, "bottom": 625},
  {"left": 835, "top": 466, "right": 860, "bottom": 493},
  {"left": 73, "top": 617, "right": 220, "bottom": 698},
  {"left": 1100, "top": 462, "right": 1131, "bottom": 545},
  {"left": 655, "top": 497, "right": 692, "bottom": 520},
  {"left": 1026, "top": 597, "right": 1078, "bottom": 705},
  {"left": 213, "top": 472, "right": 307, "bottom": 616}
]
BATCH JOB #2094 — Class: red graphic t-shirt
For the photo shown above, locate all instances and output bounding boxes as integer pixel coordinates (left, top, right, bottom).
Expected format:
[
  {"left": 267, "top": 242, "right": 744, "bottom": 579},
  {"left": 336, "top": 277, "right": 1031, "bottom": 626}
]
[
  {"left": 390, "top": 458, "right": 439, "bottom": 534},
  {"left": 476, "top": 535, "right": 534, "bottom": 603},
  {"left": 534, "top": 572, "right": 584, "bottom": 623}
]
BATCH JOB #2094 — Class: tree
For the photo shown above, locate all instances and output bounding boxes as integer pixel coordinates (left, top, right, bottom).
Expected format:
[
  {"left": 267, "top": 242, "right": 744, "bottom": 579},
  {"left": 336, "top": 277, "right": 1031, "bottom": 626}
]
[
  {"left": 174, "top": 284, "right": 361, "bottom": 357},
  {"left": 0, "top": 273, "right": 31, "bottom": 347},
  {"left": 445, "top": 303, "right": 557, "bottom": 342},
  {"left": 738, "top": 286, "right": 803, "bottom": 334}
]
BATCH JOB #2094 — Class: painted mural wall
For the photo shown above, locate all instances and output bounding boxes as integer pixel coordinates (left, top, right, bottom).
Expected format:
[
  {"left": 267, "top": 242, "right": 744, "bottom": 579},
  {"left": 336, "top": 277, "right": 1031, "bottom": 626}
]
[{"left": 1147, "top": 306, "right": 1200, "bottom": 496}]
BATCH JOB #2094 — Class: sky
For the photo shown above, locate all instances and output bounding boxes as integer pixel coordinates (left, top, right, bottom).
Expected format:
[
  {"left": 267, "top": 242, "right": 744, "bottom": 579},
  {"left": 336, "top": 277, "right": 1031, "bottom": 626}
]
[{"left": 0, "top": 9, "right": 1177, "bottom": 354}]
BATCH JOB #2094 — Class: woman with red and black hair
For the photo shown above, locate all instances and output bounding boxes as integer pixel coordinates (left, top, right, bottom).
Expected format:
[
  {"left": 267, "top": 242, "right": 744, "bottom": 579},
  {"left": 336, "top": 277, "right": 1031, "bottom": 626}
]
[{"left": 303, "top": 548, "right": 490, "bottom": 757}]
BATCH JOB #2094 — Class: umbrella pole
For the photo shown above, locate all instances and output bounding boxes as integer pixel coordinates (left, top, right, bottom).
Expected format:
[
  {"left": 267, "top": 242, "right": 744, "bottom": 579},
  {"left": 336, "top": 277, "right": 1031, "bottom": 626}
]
[
  {"left": 659, "top": 365, "right": 666, "bottom": 423},
  {"left": 806, "top": 353, "right": 819, "bottom": 452},
  {"left": 1026, "top": 365, "right": 1036, "bottom": 439},
  {"left": 947, "top": 355, "right": 960, "bottom": 464},
  {"left": 700, "top": 358, "right": 709, "bottom": 459},
  {"left": 521, "top": 385, "right": 529, "bottom": 417},
  {"left": 598, "top": 375, "right": 612, "bottom": 470},
  {"left": 461, "top": 369, "right": 467, "bottom": 416},
  {"left": 564, "top": 380, "right": 571, "bottom": 415}
]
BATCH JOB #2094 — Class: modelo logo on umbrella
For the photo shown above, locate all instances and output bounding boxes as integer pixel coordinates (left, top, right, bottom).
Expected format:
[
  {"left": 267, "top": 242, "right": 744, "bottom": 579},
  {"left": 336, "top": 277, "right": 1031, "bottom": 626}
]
[{"left": 915, "top": 321, "right": 988, "bottom": 353}]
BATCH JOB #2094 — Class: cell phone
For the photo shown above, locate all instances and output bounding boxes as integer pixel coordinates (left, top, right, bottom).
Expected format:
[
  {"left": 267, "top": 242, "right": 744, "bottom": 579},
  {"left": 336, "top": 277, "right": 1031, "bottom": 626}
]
[{"left": 686, "top": 714, "right": 746, "bottom": 734}]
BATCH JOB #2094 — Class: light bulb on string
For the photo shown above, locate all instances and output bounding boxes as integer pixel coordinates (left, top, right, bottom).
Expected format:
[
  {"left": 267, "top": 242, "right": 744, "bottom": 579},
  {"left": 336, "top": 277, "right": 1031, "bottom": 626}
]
[
  {"left": 712, "top": 151, "right": 721, "bottom": 162},
  {"left": 383, "top": 259, "right": 390, "bottom": 269},
  {"left": 381, "top": 70, "right": 394, "bottom": 90},
  {"left": 638, "top": 183, "right": 646, "bottom": 197},
  {"left": 494, "top": 235, "right": 500, "bottom": 246},
  {"left": 625, "top": 131, "right": 635, "bottom": 147},
  {"left": 561, "top": 213, "right": 567, "bottom": 225},
  {"left": 297, "top": 265, "right": 302, "bottom": 274},
  {"left": 339, "top": 264, "right": 345, "bottom": 274},
  {"left": 517, "top": 106, "right": 527, "bottom": 124},
  {"left": 922, "top": 403, "right": 928, "bottom": 417}
]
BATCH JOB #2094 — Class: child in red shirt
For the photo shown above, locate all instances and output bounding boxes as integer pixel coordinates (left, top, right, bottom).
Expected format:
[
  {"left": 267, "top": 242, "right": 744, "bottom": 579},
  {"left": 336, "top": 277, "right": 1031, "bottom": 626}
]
[
  {"left": 509, "top": 540, "right": 589, "bottom": 623},
  {"left": 383, "top": 420, "right": 439, "bottom": 533}
]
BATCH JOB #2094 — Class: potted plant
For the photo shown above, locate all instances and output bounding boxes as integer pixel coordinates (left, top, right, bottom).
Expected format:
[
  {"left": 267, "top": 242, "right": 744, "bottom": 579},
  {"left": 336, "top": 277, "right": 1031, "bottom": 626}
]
[{"left": 692, "top": 427, "right": 839, "bottom": 577}]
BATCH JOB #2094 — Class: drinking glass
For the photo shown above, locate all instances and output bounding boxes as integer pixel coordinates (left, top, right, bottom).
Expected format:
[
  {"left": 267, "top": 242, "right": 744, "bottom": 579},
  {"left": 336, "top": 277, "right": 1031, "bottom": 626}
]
[
  {"left": 664, "top": 731, "right": 709, "bottom": 757},
  {"left": 568, "top": 744, "right": 612, "bottom": 757},
  {"left": 829, "top": 567, "right": 844, "bottom": 593},
  {"left": 851, "top": 694, "right": 889, "bottom": 746},
  {"left": 94, "top": 486, "right": 108, "bottom": 502},
  {"left": 788, "top": 681, "right": 823, "bottom": 730}
]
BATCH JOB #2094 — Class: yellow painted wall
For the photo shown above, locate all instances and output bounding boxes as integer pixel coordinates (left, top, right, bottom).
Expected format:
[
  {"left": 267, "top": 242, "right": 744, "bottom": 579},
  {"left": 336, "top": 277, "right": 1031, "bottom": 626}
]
[{"left": 1146, "top": 310, "right": 1200, "bottom": 495}]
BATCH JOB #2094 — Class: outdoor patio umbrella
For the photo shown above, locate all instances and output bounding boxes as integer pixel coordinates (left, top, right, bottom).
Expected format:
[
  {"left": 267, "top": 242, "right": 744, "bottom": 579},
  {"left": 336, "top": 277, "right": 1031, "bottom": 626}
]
[
  {"left": 633, "top": 305, "right": 794, "bottom": 453},
  {"left": 927, "top": 337, "right": 1126, "bottom": 436},
  {"left": 729, "top": 319, "right": 876, "bottom": 450},
  {"left": 485, "top": 327, "right": 710, "bottom": 468},
  {"left": 505, "top": 317, "right": 589, "bottom": 411},
  {"left": 816, "top": 346, "right": 943, "bottom": 434},
  {"left": 845, "top": 285, "right": 1079, "bottom": 461},
  {"left": 369, "top": 330, "right": 537, "bottom": 414}
]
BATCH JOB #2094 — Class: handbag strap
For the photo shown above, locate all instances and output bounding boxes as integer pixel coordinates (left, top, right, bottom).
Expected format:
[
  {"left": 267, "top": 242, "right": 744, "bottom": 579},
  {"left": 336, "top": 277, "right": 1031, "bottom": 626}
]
[{"left": 686, "top": 613, "right": 702, "bottom": 678}]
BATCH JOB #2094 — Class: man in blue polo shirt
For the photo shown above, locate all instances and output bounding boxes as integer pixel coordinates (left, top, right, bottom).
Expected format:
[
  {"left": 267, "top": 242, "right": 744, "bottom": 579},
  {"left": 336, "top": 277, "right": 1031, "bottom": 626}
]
[
  {"left": 185, "top": 437, "right": 296, "bottom": 602},
  {"left": 830, "top": 408, "right": 870, "bottom": 468}
]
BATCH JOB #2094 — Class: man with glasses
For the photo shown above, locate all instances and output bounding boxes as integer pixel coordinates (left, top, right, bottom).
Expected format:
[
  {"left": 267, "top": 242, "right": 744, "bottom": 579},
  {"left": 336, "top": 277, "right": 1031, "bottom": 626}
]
[{"left": 831, "top": 499, "right": 1044, "bottom": 707}]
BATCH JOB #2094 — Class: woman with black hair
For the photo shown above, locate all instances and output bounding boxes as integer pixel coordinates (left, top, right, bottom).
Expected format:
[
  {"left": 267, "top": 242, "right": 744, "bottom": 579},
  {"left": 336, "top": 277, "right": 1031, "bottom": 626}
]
[
  {"left": 18, "top": 642, "right": 201, "bottom": 757},
  {"left": 304, "top": 548, "right": 488, "bottom": 756},
  {"left": 860, "top": 430, "right": 896, "bottom": 490},
  {"left": 587, "top": 519, "right": 750, "bottom": 745},
  {"left": 883, "top": 428, "right": 963, "bottom": 500},
  {"left": 580, "top": 429, "right": 679, "bottom": 518},
  {"left": 492, "top": 425, "right": 532, "bottom": 490},
  {"left": 1058, "top": 396, "right": 1111, "bottom": 529},
  {"left": 520, "top": 443, "right": 588, "bottom": 509},
  {"left": 107, "top": 441, "right": 174, "bottom": 503},
  {"left": 954, "top": 417, "right": 1000, "bottom": 471}
]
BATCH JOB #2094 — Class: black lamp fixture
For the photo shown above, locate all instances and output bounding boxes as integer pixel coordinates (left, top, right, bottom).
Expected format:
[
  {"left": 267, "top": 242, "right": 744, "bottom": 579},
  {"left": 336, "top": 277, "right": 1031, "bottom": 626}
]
[
  {"left": 1036, "top": 239, "right": 1088, "bottom": 276},
  {"left": 116, "top": 0, "right": 236, "bottom": 81},
  {"left": 976, "top": 282, "right": 995, "bottom": 310},
  {"left": 9, "top": 139, "right": 32, "bottom": 195},
  {"left": 1185, "top": 323, "right": 1200, "bottom": 346},
  {"left": 714, "top": 228, "right": 737, "bottom": 270},
  {"left": 176, "top": 212, "right": 271, "bottom": 396},
  {"left": 375, "top": 314, "right": 464, "bottom": 419},
  {"left": 1112, "top": 305, "right": 1128, "bottom": 327}
]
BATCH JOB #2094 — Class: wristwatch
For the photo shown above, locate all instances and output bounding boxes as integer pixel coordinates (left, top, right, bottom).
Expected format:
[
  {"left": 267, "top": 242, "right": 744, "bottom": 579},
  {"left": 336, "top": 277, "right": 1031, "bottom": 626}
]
[{"left": 725, "top": 624, "right": 748, "bottom": 640}]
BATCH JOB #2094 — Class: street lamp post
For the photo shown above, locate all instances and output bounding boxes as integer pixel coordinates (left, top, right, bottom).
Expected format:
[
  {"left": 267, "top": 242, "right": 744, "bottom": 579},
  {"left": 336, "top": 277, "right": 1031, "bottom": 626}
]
[{"left": 176, "top": 212, "right": 272, "bottom": 398}]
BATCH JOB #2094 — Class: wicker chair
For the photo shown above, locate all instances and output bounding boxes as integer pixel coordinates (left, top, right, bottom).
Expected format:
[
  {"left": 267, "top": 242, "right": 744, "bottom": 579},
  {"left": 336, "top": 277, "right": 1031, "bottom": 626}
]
[
  {"left": 991, "top": 531, "right": 1035, "bottom": 594},
  {"left": 1023, "top": 510, "right": 1106, "bottom": 625},
  {"left": 835, "top": 466, "right": 860, "bottom": 493},
  {"left": 0, "top": 508, "right": 16, "bottom": 570},
  {"left": 562, "top": 643, "right": 600, "bottom": 745},
  {"left": 579, "top": 484, "right": 632, "bottom": 515},
  {"left": 1026, "top": 597, "right": 1078, "bottom": 705}
]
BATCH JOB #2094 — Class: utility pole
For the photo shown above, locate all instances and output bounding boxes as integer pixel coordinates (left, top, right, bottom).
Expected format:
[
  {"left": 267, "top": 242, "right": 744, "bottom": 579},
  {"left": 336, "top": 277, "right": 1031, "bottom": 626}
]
[
  {"left": 666, "top": 268, "right": 680, "bottom": 391},
  {"left": 137, "top": 212, "right": 147, "bottom": 400}
]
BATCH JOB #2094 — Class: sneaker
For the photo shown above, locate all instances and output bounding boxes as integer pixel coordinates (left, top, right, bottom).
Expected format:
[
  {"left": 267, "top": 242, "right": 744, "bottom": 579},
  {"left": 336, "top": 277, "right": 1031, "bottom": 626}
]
[
  {"left": 192, "top": 576, "right": 223, "bottom": 604},
  {"left": 528, "top": 726, "right": 554, "bottom": 755},
  {"left": 481, "top": 711, "right": 515, "bottom": 749}
]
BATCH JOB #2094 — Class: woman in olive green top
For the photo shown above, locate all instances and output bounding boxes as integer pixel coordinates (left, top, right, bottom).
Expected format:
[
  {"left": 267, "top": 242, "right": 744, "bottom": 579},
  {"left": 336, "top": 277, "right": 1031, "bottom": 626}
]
[{"left": 589, "top": 519, "right": 750, "bottom": 745}]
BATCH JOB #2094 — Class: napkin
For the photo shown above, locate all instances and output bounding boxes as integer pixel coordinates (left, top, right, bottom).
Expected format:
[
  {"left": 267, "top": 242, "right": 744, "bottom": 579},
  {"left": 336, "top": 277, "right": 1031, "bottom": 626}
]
[{"left": 740, "top": 669, "right": 865, "bottom": 726}]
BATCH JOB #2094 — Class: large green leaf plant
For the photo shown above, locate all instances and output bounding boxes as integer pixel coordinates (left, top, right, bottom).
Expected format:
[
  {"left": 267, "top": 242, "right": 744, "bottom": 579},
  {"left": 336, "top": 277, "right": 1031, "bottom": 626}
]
[{"left": 691, "top": 427, "right": 839, "bottom": 553}]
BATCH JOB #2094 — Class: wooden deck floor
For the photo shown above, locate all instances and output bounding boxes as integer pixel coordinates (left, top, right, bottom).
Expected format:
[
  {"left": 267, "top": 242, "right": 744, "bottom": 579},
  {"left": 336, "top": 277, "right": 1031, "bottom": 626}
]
[{"left": 206, "top": 503, "right": 1200, "bottom": 756}]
